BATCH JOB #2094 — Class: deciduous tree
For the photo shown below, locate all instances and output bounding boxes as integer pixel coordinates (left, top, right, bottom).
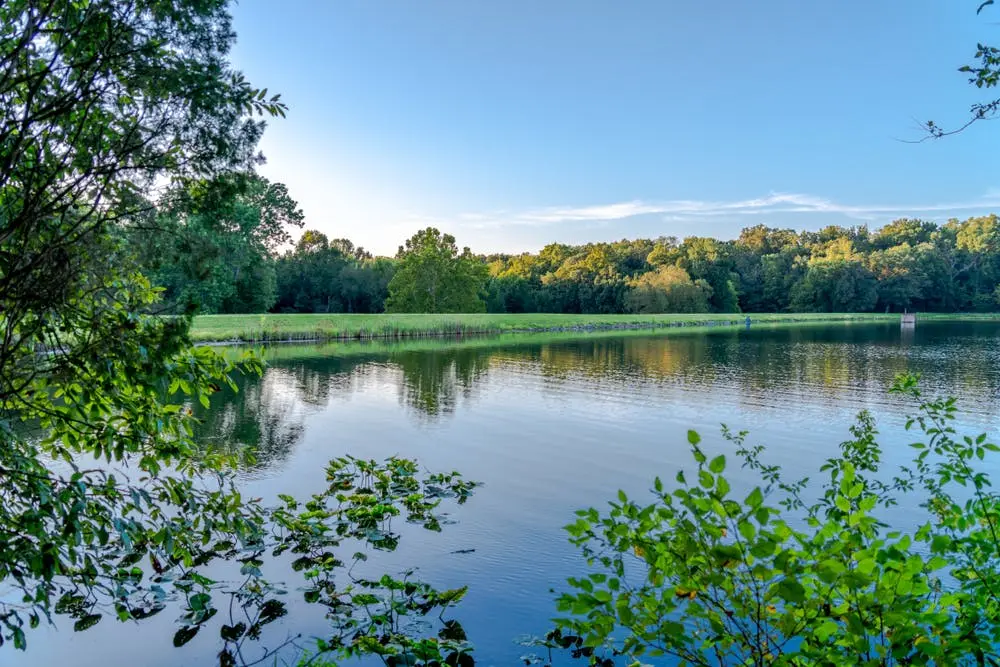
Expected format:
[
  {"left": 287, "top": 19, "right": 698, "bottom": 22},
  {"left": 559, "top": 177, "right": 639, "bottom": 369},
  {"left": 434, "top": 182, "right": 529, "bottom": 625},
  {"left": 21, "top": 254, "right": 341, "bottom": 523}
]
[
  {"left": 626, "top": 265, "right": 711, "bottom": 314},
  {"left": 385, "top": 228, "right": 488, "bottom": 313}
]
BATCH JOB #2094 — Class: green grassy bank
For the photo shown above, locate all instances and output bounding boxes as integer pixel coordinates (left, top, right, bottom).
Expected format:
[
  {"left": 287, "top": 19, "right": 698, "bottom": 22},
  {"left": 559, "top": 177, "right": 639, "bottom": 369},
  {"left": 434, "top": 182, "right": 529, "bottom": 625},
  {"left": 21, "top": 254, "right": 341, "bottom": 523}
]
[
  {"left": 218, "top": 319, "right": 904, "bottom": 364},
  {"left": 188, "top": 312, "right": 917, "bottom": 344}
]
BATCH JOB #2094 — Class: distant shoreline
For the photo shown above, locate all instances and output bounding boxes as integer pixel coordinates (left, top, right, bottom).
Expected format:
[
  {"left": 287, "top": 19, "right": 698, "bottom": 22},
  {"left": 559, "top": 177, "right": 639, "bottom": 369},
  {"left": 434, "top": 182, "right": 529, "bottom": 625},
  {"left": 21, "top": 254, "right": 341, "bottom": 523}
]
[{"left": 184, "top": 312, "right": 990, "bottom": 345}]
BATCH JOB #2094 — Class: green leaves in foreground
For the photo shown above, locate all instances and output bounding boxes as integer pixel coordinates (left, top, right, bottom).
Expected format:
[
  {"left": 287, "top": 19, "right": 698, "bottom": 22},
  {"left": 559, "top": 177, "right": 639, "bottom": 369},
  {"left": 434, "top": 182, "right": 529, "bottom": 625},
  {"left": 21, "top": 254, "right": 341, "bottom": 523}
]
[
  {"left": 257, "top": 456, "right": 479, "bottom": 667},
  {"left": 553, "top": 373, "right": 1000, "bottom": 666},
  {"left": 0, "top": 271, "right": 479, "bottom": 665}
]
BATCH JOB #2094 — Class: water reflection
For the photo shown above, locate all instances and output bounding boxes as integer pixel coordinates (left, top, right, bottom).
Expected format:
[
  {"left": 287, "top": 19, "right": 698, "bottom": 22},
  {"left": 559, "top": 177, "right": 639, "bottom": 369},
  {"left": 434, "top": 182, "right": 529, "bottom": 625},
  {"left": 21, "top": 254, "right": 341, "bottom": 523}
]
[
  {"left": 21, "top": 321, "right": 1000, "bottom": 667},
  {"left": 191, "top": 356, "right": 383, "bottom": 471},
  {"left": 198, "top": 322, "right": 1000, "bottom": 472},
  {"left": 392, "top": 348, "right": 492, "bottom": 419}
]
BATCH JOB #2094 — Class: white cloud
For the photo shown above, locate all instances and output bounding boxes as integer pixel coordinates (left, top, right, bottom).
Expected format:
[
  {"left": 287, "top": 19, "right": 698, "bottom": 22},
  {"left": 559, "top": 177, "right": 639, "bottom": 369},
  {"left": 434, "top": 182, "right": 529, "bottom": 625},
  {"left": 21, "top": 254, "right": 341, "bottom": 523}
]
[
  {"left": 442, "top": 191, "right": 1000, "bottom": 231},
  {"left": 520, "top": 201, "right": 671, "bottom": 223}
]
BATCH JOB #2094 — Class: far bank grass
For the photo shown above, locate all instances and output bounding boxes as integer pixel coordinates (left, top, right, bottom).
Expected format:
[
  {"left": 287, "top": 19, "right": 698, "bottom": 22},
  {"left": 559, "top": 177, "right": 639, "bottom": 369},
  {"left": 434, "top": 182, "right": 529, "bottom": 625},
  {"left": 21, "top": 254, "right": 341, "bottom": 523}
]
[
  {"left": 226, "top": 319, "right": 907, "bottom": 364},
  {"left": 189, "top": 312, "right": 909, "bottom": 344}
]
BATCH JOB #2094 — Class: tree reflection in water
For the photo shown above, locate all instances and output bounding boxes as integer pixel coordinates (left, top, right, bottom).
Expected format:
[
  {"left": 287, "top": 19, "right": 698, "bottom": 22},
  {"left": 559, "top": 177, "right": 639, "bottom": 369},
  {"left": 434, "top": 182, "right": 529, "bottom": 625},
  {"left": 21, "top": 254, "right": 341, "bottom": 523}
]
[{"left": 198, "top": 322, "right": 1000, "bottom": 469}]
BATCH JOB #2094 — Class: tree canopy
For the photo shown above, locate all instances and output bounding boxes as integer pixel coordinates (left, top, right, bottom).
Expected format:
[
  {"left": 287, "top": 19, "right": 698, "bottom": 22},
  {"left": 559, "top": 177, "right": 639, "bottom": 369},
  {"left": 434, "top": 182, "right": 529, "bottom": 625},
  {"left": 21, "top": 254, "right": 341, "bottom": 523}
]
[
  {"left": 0, "top": 0, "right": 284, "bottom": 651},
  {"left": 385, "top": 228, "right": 488, "bottom": 313},
  {"left": 625, "top": 264, "right": 712, "bottom": 314},
  {"left": 129, "top": 173, "right": 305, "bottom": 313},
  {"left": 0, "top": 3, "right": 476, "bottom": 665},
  {"left": 272, "top": 230, "right": 392, "bottom": 313},
  {"left": 136, "top": 214, "right": 1000, "bottom": 317}
]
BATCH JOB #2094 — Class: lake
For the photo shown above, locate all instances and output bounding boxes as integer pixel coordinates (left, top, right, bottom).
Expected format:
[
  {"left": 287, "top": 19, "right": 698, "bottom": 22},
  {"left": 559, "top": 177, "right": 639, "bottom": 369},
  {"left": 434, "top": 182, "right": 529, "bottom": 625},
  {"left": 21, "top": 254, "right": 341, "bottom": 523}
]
[{"left": 16, "top": 320, "right": 1000, "bottom": 666}]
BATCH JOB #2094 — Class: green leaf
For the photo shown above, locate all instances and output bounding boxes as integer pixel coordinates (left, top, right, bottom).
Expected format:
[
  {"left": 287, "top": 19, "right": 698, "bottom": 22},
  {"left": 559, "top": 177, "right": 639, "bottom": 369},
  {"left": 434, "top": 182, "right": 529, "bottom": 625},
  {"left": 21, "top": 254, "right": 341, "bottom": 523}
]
[
  {"left": 927, "top": 556, "right": 948, "bottom": 571},
  {"left": 773, "top": 578, "right": 806, "bottom": 603},
  {"left": 687, "top": 430, "right": 701, "bottom": 445},
  {"left": 816, "top": 558, "right": 845, "bottom": 584},
  {"left": 173, "top": 625, "right": 200, "bottom": 647},
  {"left": 815, "top": 619, "right": 838, "bottom": 642},
  {"left": 931, "top": 534, "right": 952, "bottom": 552},
  {"left": 220, "top": 623, "right": 246, "bottom": 642},
  {"left": 709, "top": 455, "right": 726, "bottom": 473},
  {"left": 750, "top": 539, "right": 777, "bottom": 558},
  {"left": 189, "top": 592, "right": 211, "bottom": 612},
  {"left": 745, "top": 487, "right": 764, "bottom": 508},
  {"left": 73, "top": 614, "right": 103, "bottom": 632},
  {"left": 436, "top": 586, "right": 469, "bottom": 605}
]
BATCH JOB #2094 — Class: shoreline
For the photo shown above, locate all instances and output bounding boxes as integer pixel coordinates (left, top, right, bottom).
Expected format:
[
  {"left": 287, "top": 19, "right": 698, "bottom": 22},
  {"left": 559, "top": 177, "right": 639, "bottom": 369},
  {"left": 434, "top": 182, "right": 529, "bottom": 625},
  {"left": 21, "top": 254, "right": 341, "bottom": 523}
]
[{"left": 190, "top": 312, "right": 916, "bottom": 345}]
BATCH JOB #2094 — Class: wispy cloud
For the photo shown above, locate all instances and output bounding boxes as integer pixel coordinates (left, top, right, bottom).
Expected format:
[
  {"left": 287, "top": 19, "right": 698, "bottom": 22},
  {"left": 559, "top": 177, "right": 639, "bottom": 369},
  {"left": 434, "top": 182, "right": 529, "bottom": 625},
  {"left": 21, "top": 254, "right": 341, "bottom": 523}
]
[{"left": 445, "top": 191, "right": 1000, "bottom": 230}]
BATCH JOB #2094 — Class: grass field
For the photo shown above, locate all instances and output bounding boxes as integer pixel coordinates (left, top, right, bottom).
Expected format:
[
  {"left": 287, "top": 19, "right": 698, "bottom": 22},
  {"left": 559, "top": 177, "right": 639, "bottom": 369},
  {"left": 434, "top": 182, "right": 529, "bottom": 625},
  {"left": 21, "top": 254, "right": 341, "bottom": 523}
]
[
  {"left": 218, "top": 319, "right": 917, "bottom": 363},
  {"left": 188, "top": 312, "right": 914, "bottom": 343}
]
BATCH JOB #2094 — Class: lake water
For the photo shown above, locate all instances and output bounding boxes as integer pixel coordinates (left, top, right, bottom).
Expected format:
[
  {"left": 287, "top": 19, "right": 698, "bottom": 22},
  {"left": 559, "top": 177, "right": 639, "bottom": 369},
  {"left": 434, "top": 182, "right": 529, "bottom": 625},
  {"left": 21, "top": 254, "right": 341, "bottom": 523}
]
[{"left": 16, "top": 320, "right": 1000, "bottom": 666}]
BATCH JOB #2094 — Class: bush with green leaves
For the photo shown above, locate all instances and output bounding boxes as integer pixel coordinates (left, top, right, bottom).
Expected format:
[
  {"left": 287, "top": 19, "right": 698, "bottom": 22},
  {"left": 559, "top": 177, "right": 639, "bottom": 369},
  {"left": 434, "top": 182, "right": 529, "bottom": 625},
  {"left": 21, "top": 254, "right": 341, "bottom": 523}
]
[
  {"left": 0, "top": 0, "right": 287, "bottom": 647},
  {"left": 202, "top": 455, "right": 479, "bottom": 667},
  {"left": 0, "top": 2, "right": 479, "bottom": 663},
  {"left": 550, "top": 374, "right": 1000, "bottom": 666}
]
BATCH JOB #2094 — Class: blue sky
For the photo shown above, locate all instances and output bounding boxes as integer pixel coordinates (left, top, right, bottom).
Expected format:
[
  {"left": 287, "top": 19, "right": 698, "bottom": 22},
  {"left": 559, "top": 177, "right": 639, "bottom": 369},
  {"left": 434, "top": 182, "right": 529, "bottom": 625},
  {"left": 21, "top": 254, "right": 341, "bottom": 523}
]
[{"left": 231, "top": 0, "right": 1000, "bottom": 255}]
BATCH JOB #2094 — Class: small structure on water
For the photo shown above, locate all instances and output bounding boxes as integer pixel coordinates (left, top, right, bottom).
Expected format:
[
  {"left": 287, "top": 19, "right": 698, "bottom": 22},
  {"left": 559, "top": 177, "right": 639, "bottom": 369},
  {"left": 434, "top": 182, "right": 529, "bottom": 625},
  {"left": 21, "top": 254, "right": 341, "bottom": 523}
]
[{"left": 901, "top": 310, "right": 916, "bottom": 327}]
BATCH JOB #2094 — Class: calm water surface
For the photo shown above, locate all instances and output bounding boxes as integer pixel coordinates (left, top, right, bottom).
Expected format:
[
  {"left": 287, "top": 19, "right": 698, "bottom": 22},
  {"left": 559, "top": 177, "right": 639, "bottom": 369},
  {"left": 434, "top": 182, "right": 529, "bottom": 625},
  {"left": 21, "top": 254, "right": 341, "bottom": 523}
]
[{"left": 18, "top": 321, "right": 1000, "bottom": 666}]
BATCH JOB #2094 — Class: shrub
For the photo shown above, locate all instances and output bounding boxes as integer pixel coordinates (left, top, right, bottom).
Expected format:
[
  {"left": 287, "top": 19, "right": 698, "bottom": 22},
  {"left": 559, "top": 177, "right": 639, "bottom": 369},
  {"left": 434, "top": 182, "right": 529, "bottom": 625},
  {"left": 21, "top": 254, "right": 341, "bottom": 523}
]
[{"left": 552, "top": 374, "right": 1000, "bottom": 665}]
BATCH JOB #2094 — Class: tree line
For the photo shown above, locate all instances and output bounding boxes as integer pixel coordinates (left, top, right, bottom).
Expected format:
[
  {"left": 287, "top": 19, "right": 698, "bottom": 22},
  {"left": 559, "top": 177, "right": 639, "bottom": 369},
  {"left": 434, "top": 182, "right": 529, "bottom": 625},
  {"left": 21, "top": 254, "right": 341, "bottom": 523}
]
[
  {"left": 484, "top": 217, "right": 1000, "bottom": 314},
  {"left": 129, "top": 196, "right": 1000, "bottom": 315}
]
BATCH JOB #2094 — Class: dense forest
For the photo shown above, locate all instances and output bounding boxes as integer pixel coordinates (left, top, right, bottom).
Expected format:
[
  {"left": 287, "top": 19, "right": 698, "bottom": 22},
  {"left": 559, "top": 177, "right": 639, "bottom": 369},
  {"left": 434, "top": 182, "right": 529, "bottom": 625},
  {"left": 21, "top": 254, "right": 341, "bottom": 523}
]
[{"left": 130, "top": 184, "right": 1000, "bottom": 315}]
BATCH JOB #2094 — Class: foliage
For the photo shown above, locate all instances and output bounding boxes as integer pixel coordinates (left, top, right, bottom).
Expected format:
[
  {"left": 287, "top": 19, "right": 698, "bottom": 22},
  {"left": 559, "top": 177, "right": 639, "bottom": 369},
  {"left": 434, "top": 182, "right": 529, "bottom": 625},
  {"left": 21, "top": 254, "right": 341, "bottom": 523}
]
[
  {"left": 477, "top": 220, "right": 1000, "bottom": 316},
  {"left": 923, "top": 1, "right": 1000, "bottom": 138},
  {"left": 0, "top": 270, "right": 270, "bottom": 649},
  {"left": 144, "top": 212, "right": 1000, "bottom": 317},
  {"left": 0, "top": 1, "right": 483, "bottom": 664},
  {"left": 0, "top": 0, "right": 287, "bottom": 648},
  {"left": 625, "top": 265, "right": 711, "bottom": 314},
  {"left": 129, "top": 174, "right": 305, "bottom": 314},
  {"left": 0, "top": 0, "right": 285, "bottom": 341},
  {"left": 551, "top": 374, "right": 1000, "bottom": 665},
  {"left": 386, "top": 228, "right": 488, "bottom": 314},
  {"left": 273, "top": 230, "right": 393, "bottom": 314},
  {"left": 790, "top": 258, "right": 878, "bottom": 313},
  {"left": 2, "top": 286, "right": 480, "bottom": 662},
  {"left": 270, "top": 457, "right": 478, "bottom": 667}
]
